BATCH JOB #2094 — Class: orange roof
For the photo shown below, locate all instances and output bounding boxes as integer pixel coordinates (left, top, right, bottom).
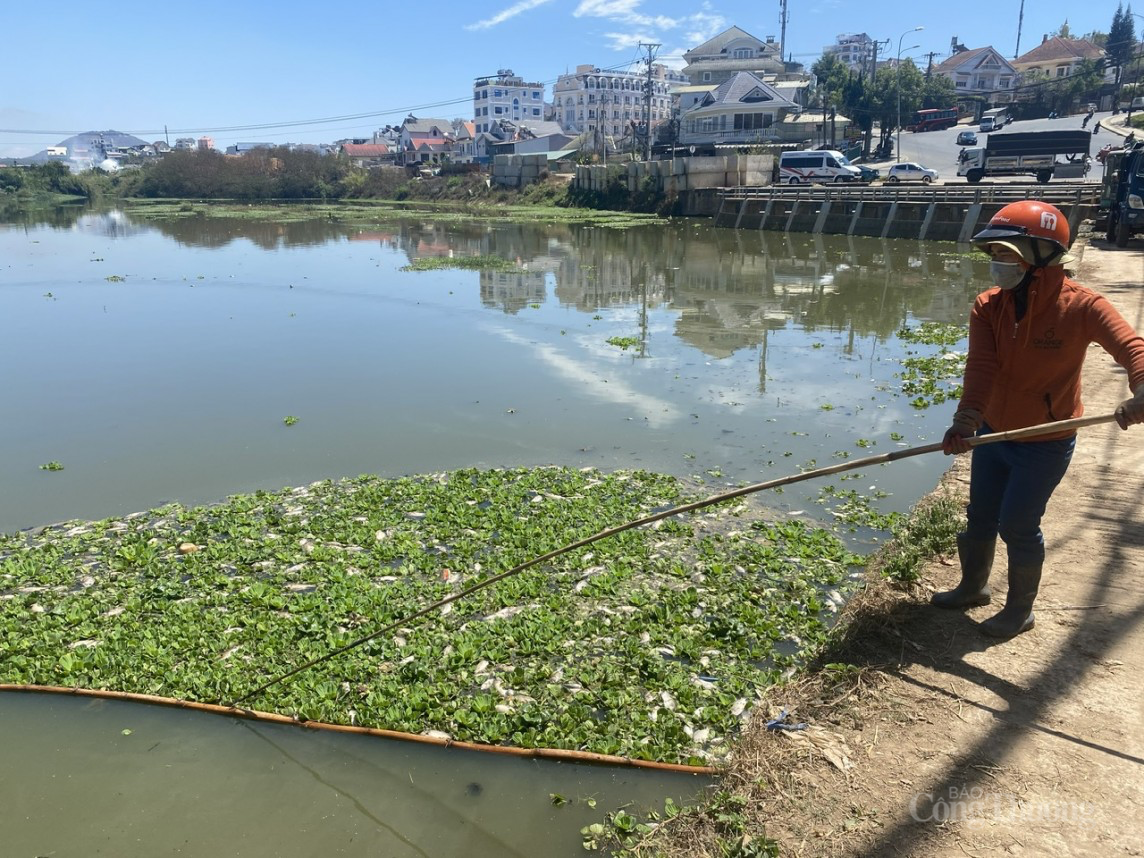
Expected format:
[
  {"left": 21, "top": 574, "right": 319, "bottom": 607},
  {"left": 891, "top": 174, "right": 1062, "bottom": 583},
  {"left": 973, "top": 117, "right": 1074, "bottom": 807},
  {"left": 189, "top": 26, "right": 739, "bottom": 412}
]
[
  {"left": 342, "top": 143, "right": 389, "bottom": 156},
  {"left": 1015, "top": 37, "right": 1104, "bottom": 65}
]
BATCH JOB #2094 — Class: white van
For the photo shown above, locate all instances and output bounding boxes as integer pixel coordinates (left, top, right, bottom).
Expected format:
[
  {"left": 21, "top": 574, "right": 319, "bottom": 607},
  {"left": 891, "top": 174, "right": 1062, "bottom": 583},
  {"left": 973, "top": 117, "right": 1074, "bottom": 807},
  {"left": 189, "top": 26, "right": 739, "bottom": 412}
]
[{"left": 778, "top": 150, "right": 862, "bottom": 184}]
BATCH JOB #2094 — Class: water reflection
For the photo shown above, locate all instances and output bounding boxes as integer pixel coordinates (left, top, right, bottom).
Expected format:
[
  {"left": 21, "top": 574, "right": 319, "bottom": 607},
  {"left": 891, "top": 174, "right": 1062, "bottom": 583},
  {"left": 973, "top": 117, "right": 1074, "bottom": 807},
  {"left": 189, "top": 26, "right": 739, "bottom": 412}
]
[{"left": 357, "top": 217, "right": 983, "bottom": 349}]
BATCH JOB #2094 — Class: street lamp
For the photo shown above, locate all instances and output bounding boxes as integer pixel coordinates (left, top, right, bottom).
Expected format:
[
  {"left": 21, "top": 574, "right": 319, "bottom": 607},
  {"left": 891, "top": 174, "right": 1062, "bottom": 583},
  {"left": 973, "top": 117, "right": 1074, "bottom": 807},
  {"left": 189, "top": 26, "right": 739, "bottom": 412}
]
[{"left": 896, "top": 25, "right": 924, "bottom": 163}]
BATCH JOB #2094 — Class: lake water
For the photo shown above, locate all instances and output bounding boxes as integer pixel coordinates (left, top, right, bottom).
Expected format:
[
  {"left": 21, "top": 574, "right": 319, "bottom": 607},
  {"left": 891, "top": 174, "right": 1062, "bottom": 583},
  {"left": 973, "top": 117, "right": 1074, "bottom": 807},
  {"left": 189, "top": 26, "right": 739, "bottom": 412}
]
[
  {"left": 0, "top": 691, "right": 706, "bottom": 857},
  {"left": 1, "top": 206, "right": 984, "bottom": 535},
  {"left": 0, "top": 203, "right": 986, "bottom": 855}
]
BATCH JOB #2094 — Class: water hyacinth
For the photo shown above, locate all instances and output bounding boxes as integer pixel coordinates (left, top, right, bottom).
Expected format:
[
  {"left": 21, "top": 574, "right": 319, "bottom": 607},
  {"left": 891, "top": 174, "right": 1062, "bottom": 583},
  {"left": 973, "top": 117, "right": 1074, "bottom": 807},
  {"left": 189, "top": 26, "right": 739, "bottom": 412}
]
[{"left": 0, "top": 466, "right": 863, "bottom": 765}]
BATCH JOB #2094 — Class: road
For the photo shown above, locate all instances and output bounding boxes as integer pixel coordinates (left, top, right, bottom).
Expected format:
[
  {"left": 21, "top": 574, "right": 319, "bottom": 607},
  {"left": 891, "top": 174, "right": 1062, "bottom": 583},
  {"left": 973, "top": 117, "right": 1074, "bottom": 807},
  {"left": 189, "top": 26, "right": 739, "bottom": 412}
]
[{"left": 863, "top": 111, "right": 1112, "bottom": 185}]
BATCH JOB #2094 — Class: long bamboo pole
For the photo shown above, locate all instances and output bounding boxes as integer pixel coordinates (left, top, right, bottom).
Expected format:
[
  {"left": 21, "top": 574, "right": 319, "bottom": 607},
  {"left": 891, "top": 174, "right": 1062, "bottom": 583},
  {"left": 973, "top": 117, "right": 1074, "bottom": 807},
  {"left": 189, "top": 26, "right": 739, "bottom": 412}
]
[
  {"left": 0, "top": 684, "right": 715, "bottom": 774},
  {"left": 230, "top": 412, "right": 1119, "bottom": 707}
]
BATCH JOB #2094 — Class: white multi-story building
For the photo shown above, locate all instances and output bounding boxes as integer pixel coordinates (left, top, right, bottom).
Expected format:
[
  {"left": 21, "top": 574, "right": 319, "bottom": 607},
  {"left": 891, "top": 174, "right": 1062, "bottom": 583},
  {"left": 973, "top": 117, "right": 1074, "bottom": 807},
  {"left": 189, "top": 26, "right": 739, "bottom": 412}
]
[
  {"left": 824, "top": 33, "right": 877, "bottom": 73},
  {"left": 552, "top": 63, "right": 687, "bottom": 139},
  {"left": 473, "top": 70, "right": 545, "bottom": 134}
]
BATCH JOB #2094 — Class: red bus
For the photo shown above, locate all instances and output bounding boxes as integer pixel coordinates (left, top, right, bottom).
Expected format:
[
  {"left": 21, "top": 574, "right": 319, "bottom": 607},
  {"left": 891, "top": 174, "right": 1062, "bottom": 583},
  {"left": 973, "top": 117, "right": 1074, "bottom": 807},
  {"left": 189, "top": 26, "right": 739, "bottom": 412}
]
[{"left": 909, "top": 108, "right": 958, "bottom": 132}]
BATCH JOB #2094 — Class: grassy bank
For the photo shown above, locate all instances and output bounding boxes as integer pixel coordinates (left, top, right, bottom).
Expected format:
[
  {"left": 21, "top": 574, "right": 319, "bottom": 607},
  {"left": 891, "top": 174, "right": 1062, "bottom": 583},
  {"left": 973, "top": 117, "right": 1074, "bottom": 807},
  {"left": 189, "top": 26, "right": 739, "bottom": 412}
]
[
  {"left": 577, "top": 469, "right": 965, "bottom": 855},
  {"left": 119, "top": 195, "right": 666, "bottom": 227}
]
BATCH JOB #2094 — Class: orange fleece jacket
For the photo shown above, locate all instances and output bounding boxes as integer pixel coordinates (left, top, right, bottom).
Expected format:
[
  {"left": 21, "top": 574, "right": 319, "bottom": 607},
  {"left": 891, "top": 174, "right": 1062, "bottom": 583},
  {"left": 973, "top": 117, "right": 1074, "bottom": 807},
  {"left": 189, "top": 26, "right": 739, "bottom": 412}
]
[{"left": 959, "top": 266, "right": 1144, "bottom": 440}]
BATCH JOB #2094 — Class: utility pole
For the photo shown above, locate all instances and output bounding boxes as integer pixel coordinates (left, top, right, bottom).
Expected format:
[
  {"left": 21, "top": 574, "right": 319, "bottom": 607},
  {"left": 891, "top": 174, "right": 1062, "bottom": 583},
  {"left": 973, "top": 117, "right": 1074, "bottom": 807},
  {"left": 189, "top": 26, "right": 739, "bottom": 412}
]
[
  {"left": 924, "top": 52, "right": 938, "bottom": 78},
  {"left": 601, "top": 88, "right": 609, "bottom": 166},
  {"left": 1015, "top": 0, "right": 1025, "bottom": 59},
  {"left": 865, "top": 41, "right": 884, "bottom": 158},
  {"left": 640, "top": 42, "right": 660, "bottom": 161},
  {"left": 779, "top": 0, "right": 789, "bottom": 69}
]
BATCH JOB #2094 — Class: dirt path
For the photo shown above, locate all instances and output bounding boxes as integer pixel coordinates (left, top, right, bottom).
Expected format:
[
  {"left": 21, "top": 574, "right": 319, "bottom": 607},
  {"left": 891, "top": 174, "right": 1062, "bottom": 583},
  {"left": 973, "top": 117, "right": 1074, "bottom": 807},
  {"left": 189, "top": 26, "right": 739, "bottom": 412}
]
[{"left": 727, "top": 238, "right": 1144, "bottom": 858}]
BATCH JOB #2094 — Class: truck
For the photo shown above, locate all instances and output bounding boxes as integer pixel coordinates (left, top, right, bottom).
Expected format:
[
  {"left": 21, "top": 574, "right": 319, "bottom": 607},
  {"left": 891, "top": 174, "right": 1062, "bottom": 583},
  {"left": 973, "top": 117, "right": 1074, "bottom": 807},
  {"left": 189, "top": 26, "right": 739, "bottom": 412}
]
[
  {"left": 1101, "top": 140, "right": 1144, "bottom": 247},
  {"left": 956, "top": 130, "right": 1091, "bottom": 184},
  {"left": 979, "top": 107, "right": 1011, "bottom": 132}
]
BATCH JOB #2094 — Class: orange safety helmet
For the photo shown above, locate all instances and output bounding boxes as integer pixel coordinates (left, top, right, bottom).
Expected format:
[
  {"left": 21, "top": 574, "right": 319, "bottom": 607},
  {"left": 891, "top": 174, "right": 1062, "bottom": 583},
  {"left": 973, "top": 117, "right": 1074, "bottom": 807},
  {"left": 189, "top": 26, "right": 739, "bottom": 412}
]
[{"left": 972, "top": 200, "right": 1072, "bottom": 267}]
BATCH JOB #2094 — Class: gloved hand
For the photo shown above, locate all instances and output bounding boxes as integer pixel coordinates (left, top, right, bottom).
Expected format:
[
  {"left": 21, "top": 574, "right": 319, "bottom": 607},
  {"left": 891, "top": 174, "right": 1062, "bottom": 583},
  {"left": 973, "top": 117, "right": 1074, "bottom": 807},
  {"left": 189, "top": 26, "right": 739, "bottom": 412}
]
[
  {"left": 1115, "top": 388, "right": 1144, "bottom": 430},
  {"left": 942, "top": 408, "right": 982, "bottom": 455}
]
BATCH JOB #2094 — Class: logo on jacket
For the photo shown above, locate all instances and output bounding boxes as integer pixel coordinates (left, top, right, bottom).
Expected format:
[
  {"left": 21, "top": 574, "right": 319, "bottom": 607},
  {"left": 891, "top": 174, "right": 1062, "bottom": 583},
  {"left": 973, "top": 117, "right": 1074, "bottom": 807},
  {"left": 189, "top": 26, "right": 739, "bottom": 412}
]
[{"left": 1033, "top": 327, "right": 1063, "bottom": 348}]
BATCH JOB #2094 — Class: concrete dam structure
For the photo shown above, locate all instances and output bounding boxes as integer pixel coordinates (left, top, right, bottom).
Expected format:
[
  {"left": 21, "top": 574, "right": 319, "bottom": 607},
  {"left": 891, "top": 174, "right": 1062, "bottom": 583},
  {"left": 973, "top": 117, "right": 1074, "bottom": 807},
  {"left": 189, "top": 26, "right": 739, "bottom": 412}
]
[{"left": 689, "top": 185, "right": 1100, "bottom": 242}]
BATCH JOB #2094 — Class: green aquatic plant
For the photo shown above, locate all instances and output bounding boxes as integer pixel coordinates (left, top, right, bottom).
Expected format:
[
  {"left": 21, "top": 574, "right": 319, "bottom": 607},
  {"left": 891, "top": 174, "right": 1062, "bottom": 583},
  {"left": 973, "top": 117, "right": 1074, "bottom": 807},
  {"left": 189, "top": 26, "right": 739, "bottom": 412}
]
[
  {"left": 38, "top": 461, "right": 64, "bottom": 471},
  {"left": 0, "top": 466, "right": 872, "bottom": 765},
  {"left": 399, "top": 255, "right": 519, "bottom": 272},
  {"left": 606, "top": 336, "right": 640, "bottom": 350},
  {"left": 896, "top": 323, "right": 968, "bottom": 409},
  {"left": 283, "top": 416, "right": 299, "bottom": 426}
]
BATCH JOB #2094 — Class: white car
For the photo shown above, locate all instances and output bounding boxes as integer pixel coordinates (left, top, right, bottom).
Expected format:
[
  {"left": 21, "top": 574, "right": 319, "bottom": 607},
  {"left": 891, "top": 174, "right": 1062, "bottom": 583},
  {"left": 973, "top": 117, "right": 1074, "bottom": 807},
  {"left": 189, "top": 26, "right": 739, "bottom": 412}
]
[{"left": 886, "top": 162, "right": 938, "bottom": 184}]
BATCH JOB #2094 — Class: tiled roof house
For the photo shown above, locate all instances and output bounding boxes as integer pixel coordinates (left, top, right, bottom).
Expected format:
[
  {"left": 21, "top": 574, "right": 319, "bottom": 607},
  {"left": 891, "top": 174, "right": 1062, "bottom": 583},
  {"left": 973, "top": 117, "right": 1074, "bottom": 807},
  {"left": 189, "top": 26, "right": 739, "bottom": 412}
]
[
  {"left": 1013, "top": 36, "right": 1111, "bottom": 83},
  {"left": 678, "top": 71, "right": 806, "bottom": 146},
  {"left": 932, "top": 46, "right": 1018, "bottom": 104}
]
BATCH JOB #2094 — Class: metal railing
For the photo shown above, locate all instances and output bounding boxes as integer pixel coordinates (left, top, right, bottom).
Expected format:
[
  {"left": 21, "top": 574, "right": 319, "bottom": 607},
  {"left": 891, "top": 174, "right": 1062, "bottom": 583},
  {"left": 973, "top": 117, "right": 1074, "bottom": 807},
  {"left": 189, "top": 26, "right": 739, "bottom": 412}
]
[{"left": 717, "top": 182, "right": 1100, "bottom": 206}]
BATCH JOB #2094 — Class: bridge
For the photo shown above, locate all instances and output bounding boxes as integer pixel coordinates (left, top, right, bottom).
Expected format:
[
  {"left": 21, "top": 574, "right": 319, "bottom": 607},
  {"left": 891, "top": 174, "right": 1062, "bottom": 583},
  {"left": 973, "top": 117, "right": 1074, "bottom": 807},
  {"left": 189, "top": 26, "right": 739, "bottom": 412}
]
[{"left": 705, "top": 182, "right": 1101, "bottom": 242}]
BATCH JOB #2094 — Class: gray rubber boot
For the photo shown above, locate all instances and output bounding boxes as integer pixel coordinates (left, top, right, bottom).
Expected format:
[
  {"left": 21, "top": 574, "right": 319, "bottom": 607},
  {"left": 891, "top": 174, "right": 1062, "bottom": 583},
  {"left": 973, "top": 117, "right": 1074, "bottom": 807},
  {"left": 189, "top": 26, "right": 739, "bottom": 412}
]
[
  {"left": 931, "top": 533, "right": 994, "bottom": 609},
  {"left": 980, "top": 563, "right": 1042, "bottom": 638}
]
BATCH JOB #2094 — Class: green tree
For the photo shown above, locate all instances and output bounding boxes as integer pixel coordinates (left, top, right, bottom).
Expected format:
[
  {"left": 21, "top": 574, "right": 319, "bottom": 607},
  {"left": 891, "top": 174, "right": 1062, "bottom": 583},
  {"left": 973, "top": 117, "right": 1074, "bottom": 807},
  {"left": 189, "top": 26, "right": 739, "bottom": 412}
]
[
  {"left": 811, "top": 52, "right": 850, "bottom": 109},
  {"left": 809, "top": 52, "right": 852, "bottom": 147},
  {"left": 921, "top": 74, "right": 957, "bottom": 110},
  {"left": 1108, "top": 3, "right": 1137, "bottom": 94},
  {"left": 1063, "top": 58, "right": 1107, "bottom": 109},
  {"left": 1055, "top": 21, "right": 1074, "bottom": 39},
  {"left": 894, "top": 60, "right": 926, "bottom": 131}
]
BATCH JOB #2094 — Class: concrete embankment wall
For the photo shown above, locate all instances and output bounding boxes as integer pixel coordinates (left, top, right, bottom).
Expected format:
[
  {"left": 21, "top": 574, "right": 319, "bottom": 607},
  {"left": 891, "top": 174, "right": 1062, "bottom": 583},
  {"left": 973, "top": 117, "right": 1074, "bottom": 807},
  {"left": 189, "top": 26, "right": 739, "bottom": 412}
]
[
  {"left": 491, "top": 154, "right": 550, "bottom": 188},
  {"left": 572, "top": 155, "right": 775, "bottom": 195},
  {"left": 698, "top": 194, "right": 1095, "bottom": 242}
]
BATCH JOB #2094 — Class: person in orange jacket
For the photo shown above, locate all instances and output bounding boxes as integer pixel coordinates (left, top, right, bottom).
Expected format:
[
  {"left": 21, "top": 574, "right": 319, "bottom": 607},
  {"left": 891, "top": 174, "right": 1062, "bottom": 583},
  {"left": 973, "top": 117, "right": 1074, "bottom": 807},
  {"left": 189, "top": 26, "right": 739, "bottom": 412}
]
[{"left": 934, "top": 200, "right": 1144, "bottom": 637}]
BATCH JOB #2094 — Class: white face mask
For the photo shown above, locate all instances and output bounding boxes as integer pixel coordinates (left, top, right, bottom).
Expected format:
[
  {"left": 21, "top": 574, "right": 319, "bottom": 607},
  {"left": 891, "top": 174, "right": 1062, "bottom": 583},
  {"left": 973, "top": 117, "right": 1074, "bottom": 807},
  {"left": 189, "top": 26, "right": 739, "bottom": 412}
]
[{"left": 990, "top": 260, "right": 1026, "bottom": 290}]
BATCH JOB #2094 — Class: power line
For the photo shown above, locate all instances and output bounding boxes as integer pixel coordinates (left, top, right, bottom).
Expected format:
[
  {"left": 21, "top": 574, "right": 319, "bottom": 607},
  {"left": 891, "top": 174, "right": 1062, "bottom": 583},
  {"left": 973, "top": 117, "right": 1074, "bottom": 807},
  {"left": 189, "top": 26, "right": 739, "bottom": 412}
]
[{"left": 0, "top": 59, "right": 654, "bottom": 140}]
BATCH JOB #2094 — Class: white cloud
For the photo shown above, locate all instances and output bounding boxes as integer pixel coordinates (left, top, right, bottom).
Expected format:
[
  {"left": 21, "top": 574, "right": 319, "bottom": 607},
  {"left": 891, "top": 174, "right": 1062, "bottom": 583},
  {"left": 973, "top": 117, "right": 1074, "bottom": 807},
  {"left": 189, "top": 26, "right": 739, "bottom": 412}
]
[
  {"left": 574, "top": 0, "right": 678, "bottom": 29},
  {"left": 604, "top": 31, "right": 657, "bottom": 51},
  {"left": 681, "top": 11, "right": 727, "bottom": 46},
  {"left": 578, "top": 1, "right": 728, "bottom": 54},
  {"left": 465, "top": 0, "right": 554, "bottom": 31}
]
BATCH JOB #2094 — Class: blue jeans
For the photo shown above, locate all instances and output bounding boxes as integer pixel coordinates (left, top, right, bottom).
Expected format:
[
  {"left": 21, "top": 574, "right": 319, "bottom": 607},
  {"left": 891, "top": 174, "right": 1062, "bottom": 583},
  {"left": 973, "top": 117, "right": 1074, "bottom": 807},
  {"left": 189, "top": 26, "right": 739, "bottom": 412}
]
[{"left": 965, "top": 425, "right": 1076, "bottom": 567}]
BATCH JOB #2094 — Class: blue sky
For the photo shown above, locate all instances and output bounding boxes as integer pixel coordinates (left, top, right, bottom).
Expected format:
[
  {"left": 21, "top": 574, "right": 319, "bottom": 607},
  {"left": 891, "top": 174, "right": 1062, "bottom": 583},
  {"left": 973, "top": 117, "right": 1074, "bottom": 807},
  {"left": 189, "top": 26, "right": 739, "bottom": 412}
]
[{"left": 0, "top": 0, "right": 1129, "bottom": 156}]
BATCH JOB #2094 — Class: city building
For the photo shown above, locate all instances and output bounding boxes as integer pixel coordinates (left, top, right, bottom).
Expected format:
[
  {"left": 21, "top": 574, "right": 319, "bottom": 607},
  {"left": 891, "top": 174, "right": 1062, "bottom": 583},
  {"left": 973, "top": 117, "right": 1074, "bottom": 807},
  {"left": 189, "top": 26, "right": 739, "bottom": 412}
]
[
  {"left": 473, "top": 70, "right": 545, "bottom": 134},
  {"left": 226, "top": 143, "right": 275, "bottom": 155},
  {"left": 397, "top": 115, "right": 454, "bottom": 165},
  {"left": 552, "top": 62, "right": 686, "bottom": 147},
  {"left": 824, "top": 33, "right": 877, "bottom": 74},
  {"left": 681, "top": 26, "right": 785, "bottom": 87},
  {"left": 932, "top": 43, "right": 1019, "bottom": 104}
]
